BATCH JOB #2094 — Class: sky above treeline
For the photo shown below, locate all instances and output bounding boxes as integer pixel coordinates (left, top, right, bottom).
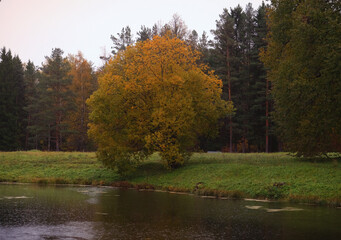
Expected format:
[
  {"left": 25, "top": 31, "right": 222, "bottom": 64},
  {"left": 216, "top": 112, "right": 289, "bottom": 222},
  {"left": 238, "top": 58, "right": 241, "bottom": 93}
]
[{"left": 0, "top": 0, "right": 265, "bottom": 68}]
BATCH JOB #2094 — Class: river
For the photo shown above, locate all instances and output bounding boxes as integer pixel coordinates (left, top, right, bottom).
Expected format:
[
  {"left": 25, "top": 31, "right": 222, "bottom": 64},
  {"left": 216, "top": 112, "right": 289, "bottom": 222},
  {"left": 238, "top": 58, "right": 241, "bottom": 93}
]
[{"left": 0, "top": 184, "right": 340, "bottom": 239}]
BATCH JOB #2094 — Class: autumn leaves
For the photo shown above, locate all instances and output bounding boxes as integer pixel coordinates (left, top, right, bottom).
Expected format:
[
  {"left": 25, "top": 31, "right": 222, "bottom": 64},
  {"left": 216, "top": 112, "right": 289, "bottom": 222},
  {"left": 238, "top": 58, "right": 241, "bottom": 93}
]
[{"left": 88, "top": 36, "right": 233, "bottom": 175}]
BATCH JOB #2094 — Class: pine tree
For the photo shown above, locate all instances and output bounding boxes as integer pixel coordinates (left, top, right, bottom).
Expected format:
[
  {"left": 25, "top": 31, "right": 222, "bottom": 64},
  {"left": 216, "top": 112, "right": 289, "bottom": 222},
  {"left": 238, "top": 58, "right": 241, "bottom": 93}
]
[
  {"left": 0, "top": 48, "right": 25, "bottom": 150},
  {"left": 12, "top": 55, "right": 26, "bottom": 149},
  {"left": 209, "top": 4, "right": 274, "bottom": 152},
  {"left": 31, "top": 71, "right": 55, "bottom": 150},
  {"left": 23, "top": 60, "right": 39, "bottom": 149},
  {"left": 233, "top": 4, "right": 251, "bottom": 153},
  {"left": 187, "top": 30, "right": 199, "bottom": 49},
  {"left": 198, "top": 31, "right": 210, "bottom": 61},
  {"left": 136, "top": 25, "right": 152, "bottom": 42},
  {"left": 248, "top": 2, "right": 268, "bottom": 152},
  {"left": 211, "top": 7, "right": 235, "bottom": 152},
  {"left": 110, "top": 26, "right": 134, "bottom": 55},
  {"left": 39, "top": 48, "right": 73, "bottom": 151}
]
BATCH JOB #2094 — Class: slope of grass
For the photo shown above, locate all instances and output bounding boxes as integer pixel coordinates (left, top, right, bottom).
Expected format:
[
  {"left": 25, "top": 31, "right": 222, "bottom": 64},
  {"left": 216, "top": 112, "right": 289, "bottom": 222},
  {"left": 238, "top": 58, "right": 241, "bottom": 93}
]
[
  {"left": 0, "top": 151, "right": 119, "bottom": 185},
  {"left": 0, "top": 151, "right": 340, "bottom": 206}
]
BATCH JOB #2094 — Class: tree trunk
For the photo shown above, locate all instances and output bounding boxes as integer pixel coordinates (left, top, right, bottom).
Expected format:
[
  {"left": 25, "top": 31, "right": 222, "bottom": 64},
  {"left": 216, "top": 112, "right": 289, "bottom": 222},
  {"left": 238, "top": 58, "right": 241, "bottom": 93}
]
[
  {"left": 242, "top": 137, "right": 246, "bottom": 153},
  {"left": 25, "top": 114, "right": 31, "bottom": 150},
  {"left": 35, "top": 134, "right": 38, "bottom": 150},
  {"left": 81, "top": 80, "right": 85, "bottom": 151},
  {"left": 227, "top": 47, "right": 233, "bottom": 153},
  {"left": 48, "top": 124, "right": 51, "bottom": 151},
  {"left": 56, "top": 95, "right": 62, "bottom": 151},
  {"left": 56, "top": 115, "right": 59, "bottom": 152},
  {"left": 265, "top": 78, "right": 269, "bottom": 153}
]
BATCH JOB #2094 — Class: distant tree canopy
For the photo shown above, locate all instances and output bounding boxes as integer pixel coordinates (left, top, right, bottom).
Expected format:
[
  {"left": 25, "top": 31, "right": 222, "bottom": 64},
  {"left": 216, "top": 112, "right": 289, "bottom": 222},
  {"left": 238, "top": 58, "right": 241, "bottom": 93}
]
[
  {"left": 261, "top": 0, "right": 341, "bottom": 156},
  {"left": 87, "top": 35, "right": 233, "bottom": 175}
]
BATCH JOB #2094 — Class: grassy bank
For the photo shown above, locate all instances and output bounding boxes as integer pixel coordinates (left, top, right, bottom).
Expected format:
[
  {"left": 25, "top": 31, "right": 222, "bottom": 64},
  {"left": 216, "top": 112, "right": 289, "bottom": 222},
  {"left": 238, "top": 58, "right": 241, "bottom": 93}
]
[{"left": 0, "top": 151, "right": 340, "bottom": 206}]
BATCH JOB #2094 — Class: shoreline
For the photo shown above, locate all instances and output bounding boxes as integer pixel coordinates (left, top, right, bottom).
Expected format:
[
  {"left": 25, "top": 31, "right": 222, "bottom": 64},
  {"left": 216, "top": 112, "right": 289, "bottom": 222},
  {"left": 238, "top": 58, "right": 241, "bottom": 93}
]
[
  {"left": 1, "top": 151, "right": 340, "bottom": 207},
  {"left": 1, "top": 181, "right": 339, "bottom": 207}
]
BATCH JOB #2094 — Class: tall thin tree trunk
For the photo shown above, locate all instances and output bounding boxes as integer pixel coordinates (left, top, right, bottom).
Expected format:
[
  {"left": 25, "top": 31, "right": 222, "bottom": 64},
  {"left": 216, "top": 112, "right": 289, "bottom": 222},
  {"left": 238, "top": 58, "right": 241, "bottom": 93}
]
[
  {"left": 227, "top": 47, "right": 233, "bottom": 153},
  {"left": 56, "top": 115, "right": 59, "bottom": 152},
  {"left": 25, "top": 114, "right": 31, "bottom": 150},
  {"left": 35, "top": 133, "right": 38, "bottom": 150},
  {"left": 243, "top": 39, "right": 251, "bottom": 154},
  {"left": 60, "top": 126, "right": 62, "bottom": 151},
  {"left": 48, "top": 124, "right": 51, "bottom": 151},
  {"left": 81, "top": 80, "right": 85, "bottom": 151},
  {"left": 265, "top": 78, "right": 269, "bottom": 153},
  {"left": 56, "top": 96, "right": 62, "bottom": 151}
]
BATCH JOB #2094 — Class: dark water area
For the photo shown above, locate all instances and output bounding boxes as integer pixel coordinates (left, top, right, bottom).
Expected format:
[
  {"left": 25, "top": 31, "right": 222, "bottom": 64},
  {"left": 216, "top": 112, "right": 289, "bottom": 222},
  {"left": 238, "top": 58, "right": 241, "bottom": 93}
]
[{"left": 0, "top": 184, "right": 340, "bottom": 240}]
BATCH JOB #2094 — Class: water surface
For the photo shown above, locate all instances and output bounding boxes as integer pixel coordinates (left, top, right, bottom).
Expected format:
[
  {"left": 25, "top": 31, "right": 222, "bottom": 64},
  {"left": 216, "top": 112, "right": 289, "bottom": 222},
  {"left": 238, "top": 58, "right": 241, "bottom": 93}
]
[{"left": 0, "top": 184, "right": 340, "bottom": 239}]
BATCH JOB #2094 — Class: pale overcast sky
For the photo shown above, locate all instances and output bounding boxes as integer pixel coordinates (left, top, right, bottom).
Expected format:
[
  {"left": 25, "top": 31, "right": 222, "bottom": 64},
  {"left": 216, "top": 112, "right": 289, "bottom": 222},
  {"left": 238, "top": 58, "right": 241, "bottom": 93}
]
[{"left": 0, "top": 0, "right": 265, "bottom": 68}]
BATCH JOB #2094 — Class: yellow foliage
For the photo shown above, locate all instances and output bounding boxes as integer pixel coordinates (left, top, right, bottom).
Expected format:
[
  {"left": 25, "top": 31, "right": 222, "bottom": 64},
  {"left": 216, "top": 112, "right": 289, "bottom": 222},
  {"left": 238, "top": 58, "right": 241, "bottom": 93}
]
[
  {"left": 65, "top": 52, "right": 96, "bottom": 151},
  {"left": 87, "top": 36, "right": 233, "bottom": 174}
]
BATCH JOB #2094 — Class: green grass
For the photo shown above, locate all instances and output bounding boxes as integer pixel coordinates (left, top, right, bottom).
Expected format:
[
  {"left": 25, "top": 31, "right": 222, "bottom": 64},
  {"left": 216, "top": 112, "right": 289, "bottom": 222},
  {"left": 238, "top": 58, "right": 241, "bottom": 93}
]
[
  {"left": 0, "top": 151, "right": 340, "bottom": 206},
  {"left": 0, "top": 151, "right": 119, "bottom": 185}
]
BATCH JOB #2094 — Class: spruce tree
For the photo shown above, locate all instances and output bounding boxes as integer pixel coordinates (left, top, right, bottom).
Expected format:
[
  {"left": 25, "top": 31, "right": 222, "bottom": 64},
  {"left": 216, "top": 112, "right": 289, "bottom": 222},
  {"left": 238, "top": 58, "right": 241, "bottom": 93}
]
[
  {"left": 110, "top": 26, "right": 134, "bottom": 55},
  {"left": 39, "top": 48, "right": 73, "bottom": 151},
  {"left": 209, "top": 4, "right": 273, "bottom": 152},
  {"left": 136, "top": 25, "right": 152, "bottom": 42},
  {"left": 211, "top": 7, "right": 236, "bottom": 152},
  {"left": 0, "top": 48, "right": 25, "bottom": 150},
  {"left": 23, "top": 61, "right": 39, "bottom": 149}
]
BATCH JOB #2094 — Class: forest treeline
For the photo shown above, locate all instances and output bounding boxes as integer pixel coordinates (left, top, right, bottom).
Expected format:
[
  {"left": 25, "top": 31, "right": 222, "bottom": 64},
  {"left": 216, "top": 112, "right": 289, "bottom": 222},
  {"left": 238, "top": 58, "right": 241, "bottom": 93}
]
[
  {"left": 0, "top": 49, "right": 97, "bottom": 151},
  {"left": 0, "top": 0, "right": 340, "bottom": 155}
]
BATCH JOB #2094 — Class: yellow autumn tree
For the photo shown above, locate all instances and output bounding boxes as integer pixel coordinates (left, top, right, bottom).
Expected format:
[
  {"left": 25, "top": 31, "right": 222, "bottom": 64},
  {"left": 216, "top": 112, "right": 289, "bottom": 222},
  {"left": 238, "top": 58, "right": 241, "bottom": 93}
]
[
  {"left": 66, "top": 52, "right": 97, "bottom": 151},
  {"left": 87, "top": 35, "right": 233, "bottom": 175}
]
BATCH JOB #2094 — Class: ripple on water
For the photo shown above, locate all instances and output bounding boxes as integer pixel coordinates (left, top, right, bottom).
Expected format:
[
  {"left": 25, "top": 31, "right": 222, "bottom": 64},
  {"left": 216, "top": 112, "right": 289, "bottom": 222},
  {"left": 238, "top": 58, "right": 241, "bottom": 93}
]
[
  {"left": 266, "top": 207, "right": 304, "bottom": 213},
  {"left": 245, "top": 205, "right": 304, "bottom": 212},
  {"left": 0, "top": 221, "right": 97, "bottom": 240},
  {"left": 3, "top": 196, "right": 33, "bottom": 199}
]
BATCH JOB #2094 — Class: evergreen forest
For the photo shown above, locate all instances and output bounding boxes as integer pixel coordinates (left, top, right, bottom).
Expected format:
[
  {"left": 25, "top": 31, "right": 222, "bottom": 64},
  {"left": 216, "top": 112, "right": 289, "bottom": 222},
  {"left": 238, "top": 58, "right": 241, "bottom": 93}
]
[{"left": 0, "top": 0, "right": 340, "bottom": 158}]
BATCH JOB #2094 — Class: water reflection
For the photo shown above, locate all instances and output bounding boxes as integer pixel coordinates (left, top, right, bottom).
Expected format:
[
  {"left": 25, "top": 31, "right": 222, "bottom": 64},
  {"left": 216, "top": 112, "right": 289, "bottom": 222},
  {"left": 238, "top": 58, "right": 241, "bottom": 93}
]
[{"left": 0, "top": 184, "right": 340, "bottom": 240}]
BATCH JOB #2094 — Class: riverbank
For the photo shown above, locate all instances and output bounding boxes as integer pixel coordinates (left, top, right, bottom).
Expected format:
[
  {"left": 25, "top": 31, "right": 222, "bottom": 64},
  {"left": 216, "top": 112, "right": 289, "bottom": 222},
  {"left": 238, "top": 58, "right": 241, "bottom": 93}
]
[{"left": 0, "top": 151, "right": 340, "bottom": 206}]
